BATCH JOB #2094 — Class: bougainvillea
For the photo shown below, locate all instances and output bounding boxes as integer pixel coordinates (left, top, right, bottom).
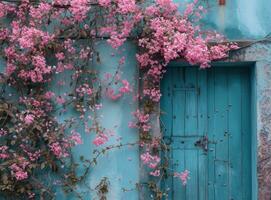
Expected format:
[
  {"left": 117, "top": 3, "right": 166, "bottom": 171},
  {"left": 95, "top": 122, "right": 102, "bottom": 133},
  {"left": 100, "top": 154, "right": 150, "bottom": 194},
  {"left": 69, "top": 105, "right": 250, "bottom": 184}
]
[{"left": 0, "top": 0, "right": 237, "bottom": 199}]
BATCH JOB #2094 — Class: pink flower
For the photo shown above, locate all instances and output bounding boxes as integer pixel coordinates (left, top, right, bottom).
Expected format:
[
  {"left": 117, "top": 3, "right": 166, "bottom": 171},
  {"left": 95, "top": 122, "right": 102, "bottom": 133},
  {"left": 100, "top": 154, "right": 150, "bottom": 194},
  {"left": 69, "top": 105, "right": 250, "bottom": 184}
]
[
  {"left": 56, "top": 96, "right": 65, "bottom": 104},
  {"left": 5, "top": 63, "right": 16, "bottom": 76},
  {"left": 49, "top": 142, "right": 69, "bottom": 158},
  {"left": 69, "top": 0, "right": 90, "bottom": 22},
  {"left": 0, "top": 2, "right": 15, "bottom": 18},
  {"left": 70, "top": 131, "right": 83, "bottom": 145},
  {"left": 119, "top": 80, "right": 131, "bottom": 93},
  {"left": 10, "top": 161, "right": 29, "bottom": 181},
  {"left": 14, "top": 171, "right": 28, "bottom": 181},
  {"left": 143, "top": 88, "right": 162, "bottom": 102},
  {"left": 55, "top": 52, "right": 65, "bottom": 61},
  {"left": 150, "top": 169, "right": 160, "bottom": 177},
  {"left": 106, "top": 88, "right": 122, "bottom": 100},
  {"left": 76, "top": 84, "right": 93, "bottom": 97},
  {"left": 24, "top": 114, "right": 35, "bottom": 125},
  {"left": 174, "top": 170, "right": 190, "bottom": 185},
  {"left": 93, "top": 134, "right": 108, "bottom": 146},
  {"left": 0, "top": 145, "right": 9, "bottom": 159},
  {"left": 30, "top": 2, "right": 52, "bottom": 23},
  {"left": 140, "top": 152, "right": 160, "bottom": 169},
  {"left": 98, "top": 0, "right": 111, "bottom": 7},
  {"left": 44, "top": 91, "right": 55, "bottom": 99}
]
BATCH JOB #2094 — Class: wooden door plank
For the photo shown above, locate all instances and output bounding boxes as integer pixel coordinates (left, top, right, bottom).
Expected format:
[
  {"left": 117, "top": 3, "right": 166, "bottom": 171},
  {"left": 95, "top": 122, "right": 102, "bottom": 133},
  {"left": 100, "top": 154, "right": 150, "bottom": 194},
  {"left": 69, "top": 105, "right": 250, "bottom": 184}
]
[
  {"left": 228, "top": 68, "right": 242, "bottom": 200},
  {"left": 185, "top": 68, "right": 198, "bottom": 136},
  {"left": 198, "top": 69, "right": 208, "bottom": 137},
  {"left": 172, "top": 68, "right": 185, "bottom": 88},
  {"left": 172, "top": 91, "right": 185, "bottom": 137},
  {"left": 198, "top": 151, "right": 208, "bottom": 200},
  {"left": 185, "top": 90, "right": 198, "bottom": 136},
  {"left": 213, "top": 68, "right": 229, "bottom": 200},
  {"left": 207, "top": 68, "right": 215, "bottom": 200},
  {"left": 198, "top": 69, "right": 208, "bottom": 200},
  {"left": 185, "top": 149, "right": 199, "bottom": 200}
]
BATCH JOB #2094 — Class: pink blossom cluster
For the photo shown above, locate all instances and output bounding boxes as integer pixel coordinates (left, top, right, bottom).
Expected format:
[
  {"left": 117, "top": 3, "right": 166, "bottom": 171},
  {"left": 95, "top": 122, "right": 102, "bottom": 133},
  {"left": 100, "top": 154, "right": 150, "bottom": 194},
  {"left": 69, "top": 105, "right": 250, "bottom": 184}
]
[
  {"left": 174, "top": 170, "right": 190, "bottom": 185},
  {"left": 76, "top": 83, "right": 93, "bottom": 97},
  {"left": 106, "top": 79, "right": 132, "bottom": 100},
  {"left": 30, "top": 2, "right": 52, "bottom": 24},
  {"left": 70, "top": 130, "right": 83, "bottom": 145},
  {"left": 49, "top": 142, "right": 69, "bottom": 158},
  {"left": 129, "top": 109, "right": 151, "bottom": 132},
  {"left": 141, "top": 152, "right": 161, "bottom": 168},
  {"left": 0, "top": 2, "right": 15, "bottom": 18},
  {"left": 20, "top": 145, "right": 41, "bottom": 161},
  {"left": 44, "top": 91, "right": 55, "bottom": 99},
  {"left": 0, "top": 146, "right": 9, "bottom": 159},
  {"left": 134, "top": 0, "right": 237, "bottom": 110},
  {"left": 0, "top": 28, "right": 8, "bottom": 41},
  {"left": 116, "top": 0, "right": 137, "bottom": 14},
  {"left": 24, "top": 114, "right": 35, "bottom": 125},
  {"left": 69, "top": 0, "right": 90, "bottom": 22},
  {"left": 98, "top": 0, "right": 142, "bottom": 49},
  {"left": 4, "top": 23, "right": 55, "bottom": 83},
  {"left": 19, "top": 97, "right": 53, "bottom": 116},
  {"left": 141, "top": 151, "right": 161, "bottom": 176},
  {"left": 9, "top": 157, "right": 29, "bottom": 181},
  {"left": 17, "top": 27, "right": 54, "bottom": 50},
  {"left": 93, "top": 133, "right": 108, "bottom": 146},
  {"left": 143, "top": 88, "right": 162, "bottom": 102}
]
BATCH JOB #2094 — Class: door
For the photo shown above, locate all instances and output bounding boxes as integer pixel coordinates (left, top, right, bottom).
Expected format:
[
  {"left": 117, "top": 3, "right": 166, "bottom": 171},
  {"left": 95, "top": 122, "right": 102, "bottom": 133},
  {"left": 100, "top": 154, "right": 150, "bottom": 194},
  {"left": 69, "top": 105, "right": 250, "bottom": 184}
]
[{"left": 161, "top": 67, "right": 252, "bottom": 200}]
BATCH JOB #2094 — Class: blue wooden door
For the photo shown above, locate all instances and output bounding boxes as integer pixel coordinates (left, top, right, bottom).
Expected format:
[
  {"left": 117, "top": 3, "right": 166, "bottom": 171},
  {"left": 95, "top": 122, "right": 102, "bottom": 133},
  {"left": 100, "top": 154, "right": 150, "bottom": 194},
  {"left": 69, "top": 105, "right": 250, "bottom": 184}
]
[{"left": 161, "top": 67, "right": 252, "bottom": 200}]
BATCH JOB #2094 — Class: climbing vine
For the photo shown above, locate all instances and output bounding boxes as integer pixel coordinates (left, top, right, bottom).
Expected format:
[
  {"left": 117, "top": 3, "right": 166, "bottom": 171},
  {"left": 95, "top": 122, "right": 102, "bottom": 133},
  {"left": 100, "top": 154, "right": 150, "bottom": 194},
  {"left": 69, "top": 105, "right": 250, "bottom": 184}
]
[{"left": 0, "top": 0, "right": 237, "bottom": 199}]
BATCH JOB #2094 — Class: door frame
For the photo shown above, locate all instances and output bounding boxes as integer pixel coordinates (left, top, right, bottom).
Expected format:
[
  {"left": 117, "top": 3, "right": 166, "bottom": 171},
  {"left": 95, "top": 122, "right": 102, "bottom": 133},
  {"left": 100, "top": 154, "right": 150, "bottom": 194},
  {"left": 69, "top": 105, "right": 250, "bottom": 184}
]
[
  {"left": 140, "top": 42, "right": 271, "bottom": 200},
  {"left": 161, "top": 61, "right": 258, "bottom": 200}
]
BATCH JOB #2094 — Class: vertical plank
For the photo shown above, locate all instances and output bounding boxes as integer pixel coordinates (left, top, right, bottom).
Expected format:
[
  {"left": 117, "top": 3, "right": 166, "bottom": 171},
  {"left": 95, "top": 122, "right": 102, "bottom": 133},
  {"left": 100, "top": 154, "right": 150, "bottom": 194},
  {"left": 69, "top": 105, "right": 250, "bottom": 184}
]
[
  {"left": 228, "top": 68, "right": 242, "bottom": 200},
  {"left": 185, "top": 91, "right": 197, "bottom": 136},
  {"left": 172, "top": 68, "right": 185, "bottom": 88},
  {"left": 198, "top": 69, "right": 208, "bottom": 137},
  {"left": 207, "top": 68, "right": 215, "bottom": 200},
  {"left": 241, "top": 69, "right": 252, "bottom": 199},
  {"left": 213, "top": 68, "right": 229, "bottom": 200},
  {"left": 198, "top": 151, "right": 208, "bottom": 200},
  {"left": 185, "top": 150, "right": 199, "bottom": 200},
  {"left": 172, "top": 91, "right": 186, "bottom": 137},
  {"left": 185, "top": 68, "right": 198, "bottom": 136},
  {"left": 172, "top": 68, "right": 186, "bottom": 137},
  {"left": 198, "top": 69, "right": 208, "bottom": 200}
]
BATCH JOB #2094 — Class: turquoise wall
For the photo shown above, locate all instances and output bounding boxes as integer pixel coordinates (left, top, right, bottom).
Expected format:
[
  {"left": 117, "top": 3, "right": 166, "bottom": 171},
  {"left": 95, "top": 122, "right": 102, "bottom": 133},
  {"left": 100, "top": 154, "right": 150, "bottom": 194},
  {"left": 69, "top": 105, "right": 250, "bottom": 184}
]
[
  {"left": 175, "top": 0, "right": 271, "bottom": 39},
  {"left": 53, "top": 41, "right": 140, "bottom": 199}
]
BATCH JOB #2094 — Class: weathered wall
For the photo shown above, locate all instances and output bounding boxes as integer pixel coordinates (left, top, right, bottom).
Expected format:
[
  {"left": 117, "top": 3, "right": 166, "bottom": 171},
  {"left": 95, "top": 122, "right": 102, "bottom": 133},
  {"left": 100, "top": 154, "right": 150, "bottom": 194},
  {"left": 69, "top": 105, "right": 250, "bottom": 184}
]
[
  {"left": 176, "top": 0, "right": 271, "bottom": 39},
  {"left": 55, "top": 41, "right": 140, "bottom": 200}
]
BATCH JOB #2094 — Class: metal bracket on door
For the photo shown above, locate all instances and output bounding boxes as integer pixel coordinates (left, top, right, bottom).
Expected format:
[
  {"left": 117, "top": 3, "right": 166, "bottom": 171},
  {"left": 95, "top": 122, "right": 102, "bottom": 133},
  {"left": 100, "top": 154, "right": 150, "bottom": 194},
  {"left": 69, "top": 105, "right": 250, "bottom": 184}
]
[{"left": 194, "top": 135, "right": 208, "bottom": 153}]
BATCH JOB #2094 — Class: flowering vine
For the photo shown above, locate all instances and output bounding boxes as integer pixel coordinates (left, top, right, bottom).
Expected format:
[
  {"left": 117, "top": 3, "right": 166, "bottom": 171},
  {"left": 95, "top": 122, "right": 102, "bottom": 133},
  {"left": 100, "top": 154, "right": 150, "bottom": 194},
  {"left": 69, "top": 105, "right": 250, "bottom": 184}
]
[{"left": 0, "top": 0, "right": 237, "bottom": 199}]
